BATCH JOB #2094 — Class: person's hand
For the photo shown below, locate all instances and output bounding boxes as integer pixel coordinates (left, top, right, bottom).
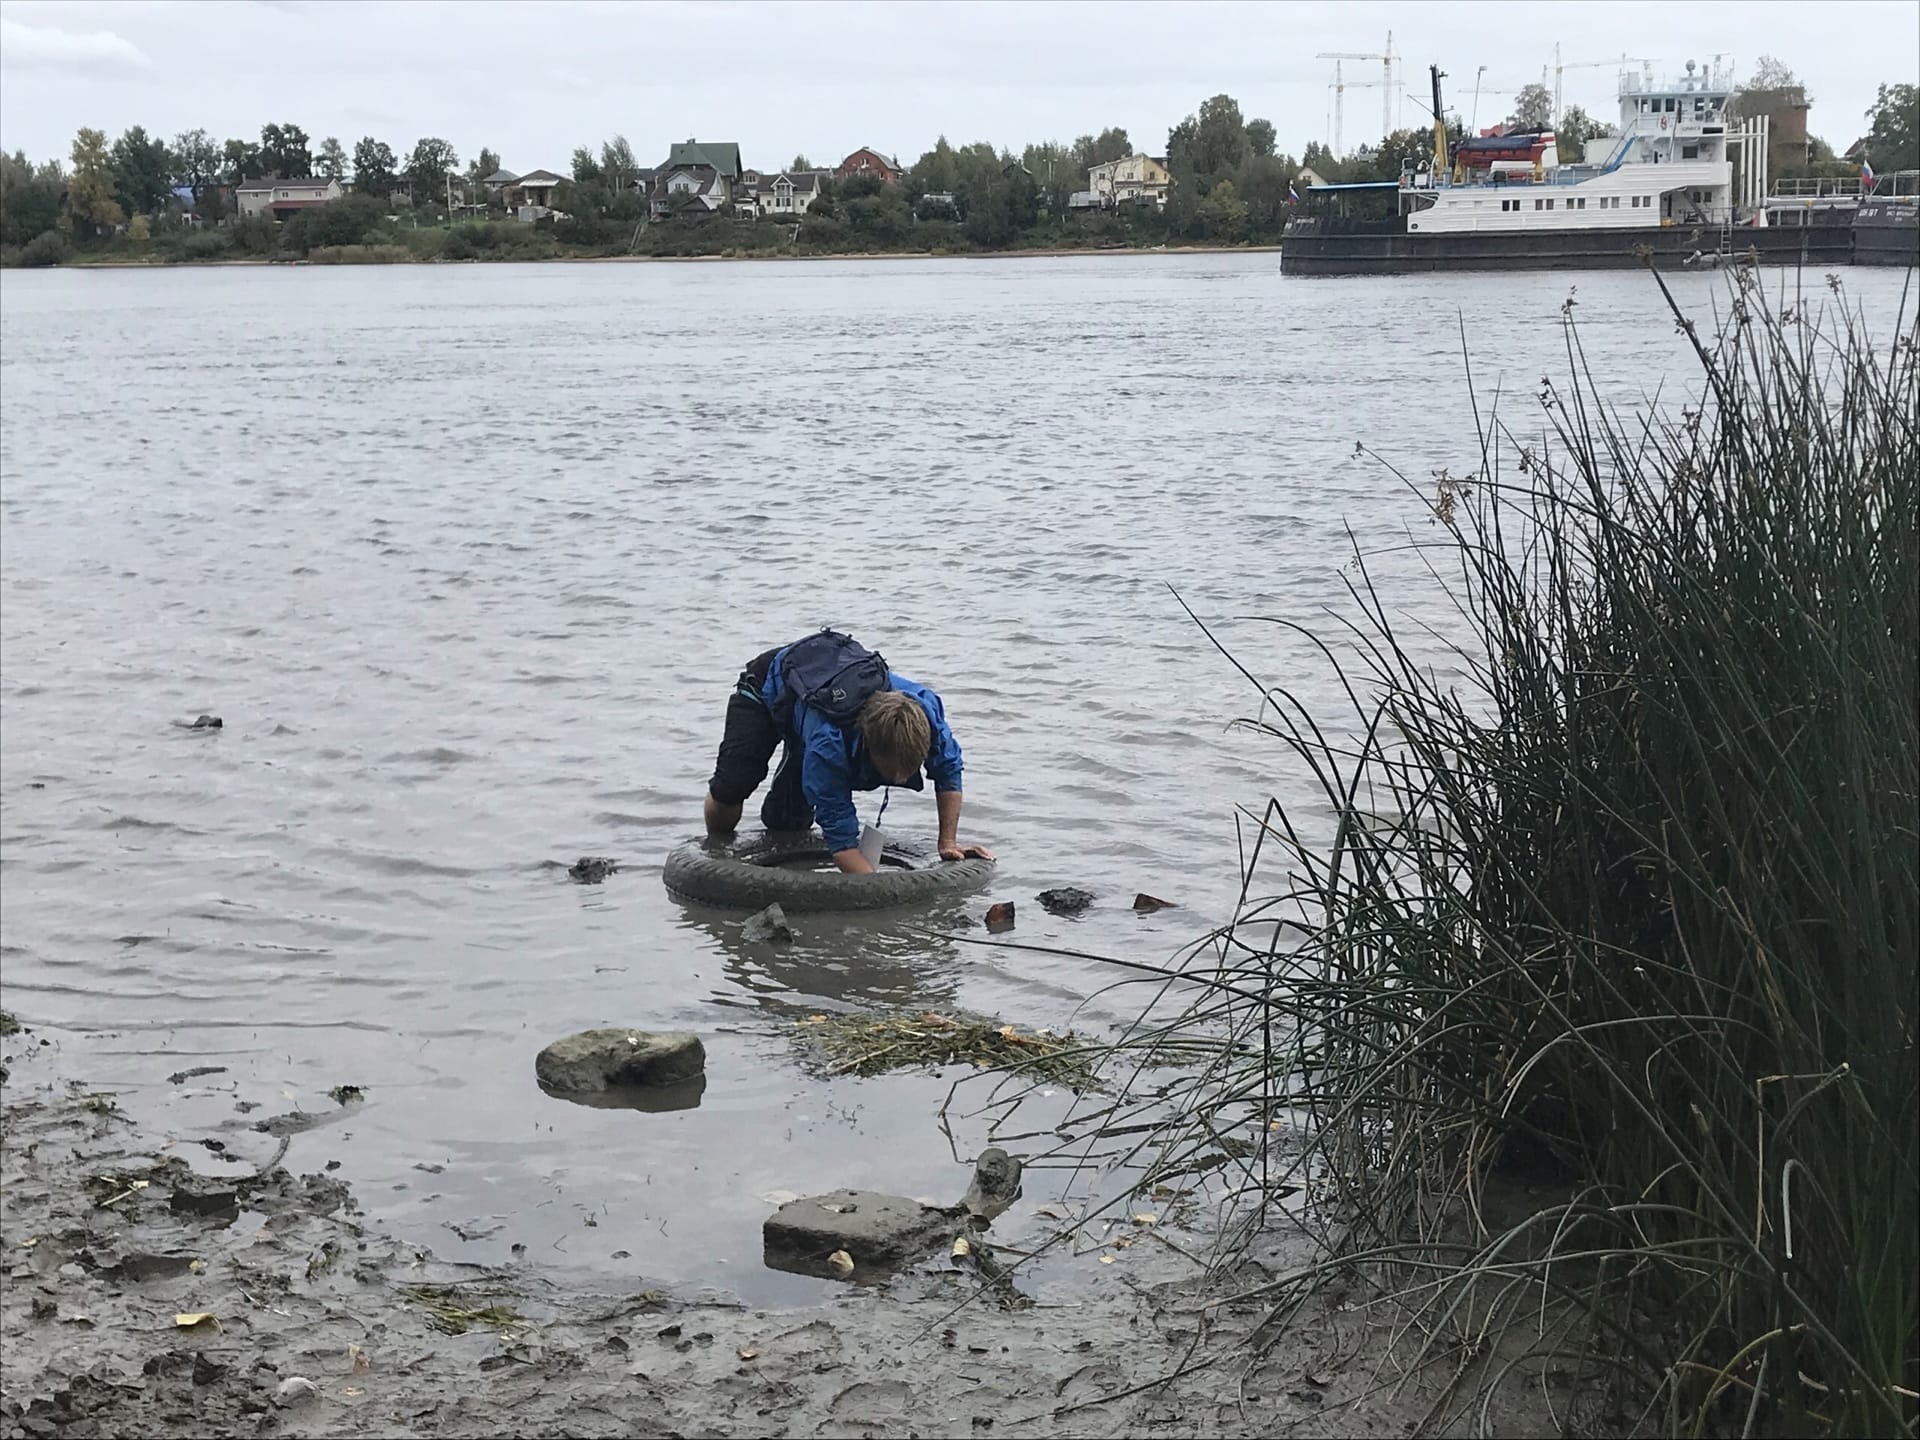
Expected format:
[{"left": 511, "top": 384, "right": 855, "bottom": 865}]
[{"left": 941, "top": 842, "right": 994, "bottom": 862}]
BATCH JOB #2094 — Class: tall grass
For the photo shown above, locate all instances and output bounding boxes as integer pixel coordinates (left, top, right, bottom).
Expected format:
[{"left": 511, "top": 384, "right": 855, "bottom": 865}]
[{"left": 1127, "top": 271, "right": 1916, "bottom": 1435}]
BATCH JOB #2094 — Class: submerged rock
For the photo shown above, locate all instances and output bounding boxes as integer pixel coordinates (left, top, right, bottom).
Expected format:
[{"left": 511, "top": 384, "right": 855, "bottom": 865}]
[
  {"left": 568, "top": 856, "right": 619, "bottom": 884},
  {"left": 1132, "top": 892, "right": 1177, "bottom": 913},
  {"left": 741, "top": 903, "right": 792, "bottom": 943},
  {"left": 763, "top": 1189, "right": 954, "bottom": 1265},
  {"left": 535, "top": 1029, "right": 706, "bottom": 1095},
  {"left": 1036, "top": 888, "right": 1094, "bottom": 917},
  {"left": 172, "top": 714, "right": 223, "bottom": 730},
  {"left": 763, "top": 1147, "right": 1023, "bottom": 1272}
]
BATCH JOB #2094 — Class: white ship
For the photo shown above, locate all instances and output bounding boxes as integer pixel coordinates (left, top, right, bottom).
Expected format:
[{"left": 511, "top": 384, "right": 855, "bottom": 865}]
[{"left": 1282, "top": 59, "right": 1883, "bottom": 275}]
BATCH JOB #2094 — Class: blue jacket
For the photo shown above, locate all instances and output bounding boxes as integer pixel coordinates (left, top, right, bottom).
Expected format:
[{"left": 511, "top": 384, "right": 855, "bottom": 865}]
[{"left": 760, "top": 652, "right": 964, "bottom": 853}]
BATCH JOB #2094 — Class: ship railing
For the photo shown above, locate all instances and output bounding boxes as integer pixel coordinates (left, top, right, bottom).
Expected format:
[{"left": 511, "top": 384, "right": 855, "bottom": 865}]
[{"left": 1770, "top": 176, "right": 1865, "bottom": 200}]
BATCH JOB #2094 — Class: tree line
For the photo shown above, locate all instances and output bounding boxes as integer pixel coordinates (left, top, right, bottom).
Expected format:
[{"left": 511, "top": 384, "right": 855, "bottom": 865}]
[{"left": 4, "top": 71, "right": 1915, "bottom": 267}]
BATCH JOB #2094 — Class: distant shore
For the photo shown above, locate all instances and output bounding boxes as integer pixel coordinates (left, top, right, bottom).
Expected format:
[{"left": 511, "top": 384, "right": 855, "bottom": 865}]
[{"left": 43, "top": 242, "right": 1285, "bottom": 272}]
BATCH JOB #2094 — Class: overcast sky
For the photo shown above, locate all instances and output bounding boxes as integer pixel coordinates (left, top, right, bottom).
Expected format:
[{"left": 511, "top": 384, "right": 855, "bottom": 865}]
[{"left": 3, "top": 0, "right": 1917, "bottom": 173}]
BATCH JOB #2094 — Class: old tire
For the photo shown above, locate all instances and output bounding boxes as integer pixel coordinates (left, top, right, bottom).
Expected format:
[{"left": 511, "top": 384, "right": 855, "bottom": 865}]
[{"left": 663, "top": 832, "right": 994, "bottom": 913}]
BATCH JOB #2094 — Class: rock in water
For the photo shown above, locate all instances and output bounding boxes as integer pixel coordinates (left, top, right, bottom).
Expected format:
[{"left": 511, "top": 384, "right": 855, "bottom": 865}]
[
  {"left": 762, "top": 1189, "right": 954, "bottom": 1265},
  {"left": 1132, "top": 892, "right": 1177, "bottom": 912},
  {"left": 960, "top": 1147, "right": 1023, "bottom": 1220},
  {"left": 985, "top": 902, "right": 1016, "bottom": 933},
  {"left": 568, "top": 856, "right": 619, "bottom": 884},
  {"left": 741, "top": 903, "right": 792, "bottom": 943},
  {"left": 171, "top": 714, "right": 223, "bottom": 730},
  {"left": 535, "top": 1030, "right": 706, "bottom": 1095},
  {"left": 1036, "top": 887, "right": 1094, "bottom": 916}
]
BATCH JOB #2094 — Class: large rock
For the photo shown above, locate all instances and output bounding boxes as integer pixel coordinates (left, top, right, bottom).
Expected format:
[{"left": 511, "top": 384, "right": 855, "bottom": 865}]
[
  {"left": 535, "top": 1029, "right": 705, "bottom": 1095},
  {"left": 763, "top": 1189, "right": 956, "bottom": 1266}
]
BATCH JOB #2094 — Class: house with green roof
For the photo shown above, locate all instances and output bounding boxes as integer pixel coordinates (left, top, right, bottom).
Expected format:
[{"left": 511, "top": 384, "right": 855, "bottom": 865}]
[{"left": 662, "top": 140, "right": 743, "bottom": 183}]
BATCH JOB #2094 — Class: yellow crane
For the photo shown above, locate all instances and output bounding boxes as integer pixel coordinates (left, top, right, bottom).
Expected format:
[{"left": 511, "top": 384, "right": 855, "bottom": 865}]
[{"left": 1317, "top": 32, "right": 1399, "bottom": 156}]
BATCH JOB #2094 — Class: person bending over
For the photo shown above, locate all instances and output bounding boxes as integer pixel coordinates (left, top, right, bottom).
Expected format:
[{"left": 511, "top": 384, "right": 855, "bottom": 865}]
[{"left": 703, "top": 630, "right": 993, "bottom": 874}]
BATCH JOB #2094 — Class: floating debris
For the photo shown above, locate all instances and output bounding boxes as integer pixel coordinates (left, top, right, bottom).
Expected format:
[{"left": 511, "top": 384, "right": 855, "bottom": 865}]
[
  {"left": 793, "top": 1010, "right": 1099, "bottom": 1091},
  {"left": 985, "top": 902, "right": 1016, "bottom": 933},
  {"left": 1131, "top": 893, "right": 1177, "bottom": 912}
]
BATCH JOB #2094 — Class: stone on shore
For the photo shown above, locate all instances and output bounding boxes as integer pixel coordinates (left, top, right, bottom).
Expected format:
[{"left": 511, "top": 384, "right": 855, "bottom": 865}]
[
  {"left": 762, "top": 1189, "right": 955, "bottom": 1265},
  {"left": 535, "top": 1029, "right": 706, "bottom": 1095},
  {"left": 169, "top": 1171, "right": 240, "bottom": 1217}
]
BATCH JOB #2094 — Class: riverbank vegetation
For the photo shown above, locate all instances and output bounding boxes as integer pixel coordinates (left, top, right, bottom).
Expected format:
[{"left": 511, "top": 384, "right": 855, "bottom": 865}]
[
  {"left": 1118, "top": 272, "right": 1917, "bottom": 1433},
  {"left": 14, "top": 75, "right": 1908, "bottom": 269}
]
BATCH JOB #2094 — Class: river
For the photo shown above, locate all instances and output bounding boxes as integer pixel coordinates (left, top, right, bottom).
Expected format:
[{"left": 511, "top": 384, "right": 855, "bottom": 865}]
[{"left": 2, "top": 254, "right": 1905, "bottom": 1305}]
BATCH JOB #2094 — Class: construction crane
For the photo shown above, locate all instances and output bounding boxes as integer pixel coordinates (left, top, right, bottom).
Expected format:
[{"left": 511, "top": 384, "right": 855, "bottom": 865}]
[
  {"left": 1317, "top": 32, "right": 1400, "bottom": 156},
  {"left": 1551, "top": 47, "right": 1659, "bottom": 125},
  {"left": 1326, "top": 79, "right": 1394, "bottom": 156}
]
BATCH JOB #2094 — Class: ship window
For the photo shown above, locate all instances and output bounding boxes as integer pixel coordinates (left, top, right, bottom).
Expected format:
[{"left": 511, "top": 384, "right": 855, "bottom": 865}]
[
  {"left": 1545, "top": 198, "right": 1555, "bottom": 210},
  {"left": 1682, "top": 144, "right": 1698, "bottom": 160},
  {"left": 1534, "top": 198, "right": 1544, "bottom": 210}
]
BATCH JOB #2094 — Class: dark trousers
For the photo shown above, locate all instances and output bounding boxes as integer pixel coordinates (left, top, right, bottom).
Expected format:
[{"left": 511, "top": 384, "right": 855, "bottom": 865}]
[{"left": 707, "top": 648, "right": 814, "bottom": 832}]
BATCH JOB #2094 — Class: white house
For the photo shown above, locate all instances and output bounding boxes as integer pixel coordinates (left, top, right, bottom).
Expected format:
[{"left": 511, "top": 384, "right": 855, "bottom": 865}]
[
  {"left": 653, "top": 165, "right": 728, "bottom": 216},
  {"left": 1087, "top": 154, "right": 1171, "bottom": 208},
  {"left": 236, "top": 176, "right": 344, "bottom": 220},
  {"left": 761, "top": 170, "right": 822, "bottom": 217}
]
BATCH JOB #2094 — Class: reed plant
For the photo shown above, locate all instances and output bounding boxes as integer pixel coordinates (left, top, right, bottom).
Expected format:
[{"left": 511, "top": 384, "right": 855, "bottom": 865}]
[{"left": 1121, "top": 270, "right": 1916, "bottom": 1435}]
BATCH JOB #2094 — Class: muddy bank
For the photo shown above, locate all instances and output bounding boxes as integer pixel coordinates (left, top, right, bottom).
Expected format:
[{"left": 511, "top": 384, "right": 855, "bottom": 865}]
[{"left": 0, "top": 1017, "right": 1532, "bottom": 1440}]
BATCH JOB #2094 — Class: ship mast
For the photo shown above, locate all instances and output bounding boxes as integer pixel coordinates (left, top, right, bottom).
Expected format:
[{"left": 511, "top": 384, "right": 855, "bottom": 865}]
[{"left": 1430, "top": 66, "right": 1449, "bottom": 179}]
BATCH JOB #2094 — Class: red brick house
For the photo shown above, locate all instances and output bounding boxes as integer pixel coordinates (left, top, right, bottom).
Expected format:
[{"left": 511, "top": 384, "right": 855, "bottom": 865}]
[{"left": 836, "top": 147, "right": 901, "bottom": 185}]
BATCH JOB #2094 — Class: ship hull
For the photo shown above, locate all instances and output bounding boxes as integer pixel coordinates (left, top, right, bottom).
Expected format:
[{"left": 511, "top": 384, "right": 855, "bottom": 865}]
[
  {"left": 1852, "top": 202, "right": 1920, "bottom": 268},
  {"left": 1280, "top": 221, "right": 1854, "bottom": 276}
]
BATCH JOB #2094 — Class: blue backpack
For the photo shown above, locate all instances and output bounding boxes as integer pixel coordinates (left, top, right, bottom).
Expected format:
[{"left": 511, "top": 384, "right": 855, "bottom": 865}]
[{"left": 771, "top": 629, "right": 892, "bottom": 727}]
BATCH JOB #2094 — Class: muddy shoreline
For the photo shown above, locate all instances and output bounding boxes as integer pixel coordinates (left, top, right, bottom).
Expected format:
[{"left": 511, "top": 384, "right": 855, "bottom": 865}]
[{"left": 0, "top": 1012, "right": 1502, "bottom": 1439}]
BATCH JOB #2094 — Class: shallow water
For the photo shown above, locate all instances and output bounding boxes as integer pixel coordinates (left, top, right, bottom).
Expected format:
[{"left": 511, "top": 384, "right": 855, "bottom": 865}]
[{"left": 2, "top": 255, "right": 1904, "bottom": 1304}]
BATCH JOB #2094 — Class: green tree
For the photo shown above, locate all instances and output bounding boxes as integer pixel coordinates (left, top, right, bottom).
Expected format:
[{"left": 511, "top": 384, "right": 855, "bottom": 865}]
[
  {"left": 1864, "top": 82, "right": 1920, "bottom": 173},
  {"left": 1238, "top": 151, "right": 1295, "bottom": 232},
  {"left": 223, "top": 137, "right": 264, "bottom": 184},
  {"left": 570, "top": 147, "right": 602, "bottom": 182},
  {"left": 171, "top": 129, "right": 219, "bottom": 200},
  {"left": 284, "top": 193, "right": 390, "bottom": 250},
  {"left": 110, "top": 125, "right": 172, "bottom": 216},
  {"left": 260, "top": 123, "right": 312, "bottom": 177},
  {"left": 1022, "top": 140, "right": 1076, "bottom": 213},
  {"left": 316, "top": 137, "right": 348, "bottom": 180},
  {"left": 1195, "top": 178, "right": 1248, "bottom": 241},
  {"left": 601, "top": 135, "right": 639, "bottom": 192},
  {"left": 1, "top": 150, "right": 63, "bottom": 246},
  {"left": 1746, "top": 55, "right": 1800, "bottom": 91},
  {"left": 789, "top": 153, "right": 812, "bottom": 172},
  {"left": 351, "top": 137, "right": 396, "bottom": 197},
  {"left": 1509, "top": 83, "right": 1553, "bottom": 131},
  {"left": 1554, "top": 105, "right": 1611, "bottom": 163},
  {"left": 1071, "top": 126, "right": 1132, "bottom": 177},
  {"left": 468, "top": 147, "right": 501, "bottom": 181},
  {"left": 406, "top": 137, "right": 459, "bottom": 202},
  {"left": 1246, "top": 117, "right": 1277, "bottom": 158},
  {"left": 63, "top": 128, "right": 124, "bottom": 238}
]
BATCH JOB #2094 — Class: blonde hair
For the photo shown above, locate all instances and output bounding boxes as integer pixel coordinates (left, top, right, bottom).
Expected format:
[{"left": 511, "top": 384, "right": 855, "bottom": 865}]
[{"left": 858, "top": 691, "right": 931, "bottom": 776}]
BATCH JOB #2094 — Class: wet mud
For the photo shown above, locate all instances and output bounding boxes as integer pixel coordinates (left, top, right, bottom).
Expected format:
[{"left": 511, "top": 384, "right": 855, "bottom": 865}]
[{"left": 0, "top": 1026, "right": 1541, "bottom": 1439}]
